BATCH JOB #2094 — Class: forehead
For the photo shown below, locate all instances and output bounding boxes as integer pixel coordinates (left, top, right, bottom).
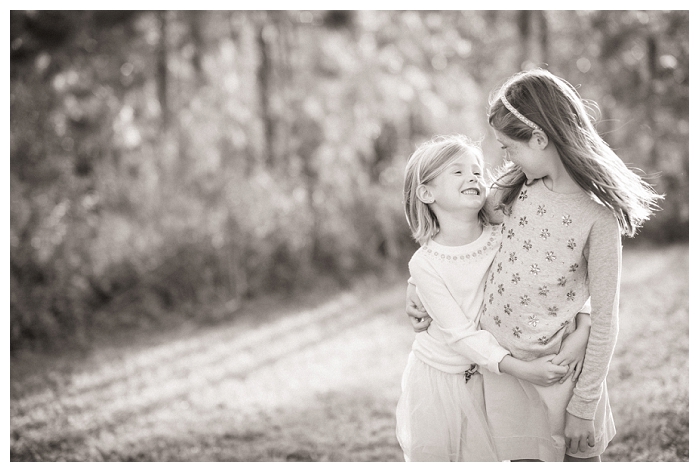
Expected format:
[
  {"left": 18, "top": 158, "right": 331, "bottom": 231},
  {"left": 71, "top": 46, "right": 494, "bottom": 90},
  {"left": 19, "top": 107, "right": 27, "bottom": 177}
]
[{"left": 450, "top": 149, "right": 483, "bottom": 166}]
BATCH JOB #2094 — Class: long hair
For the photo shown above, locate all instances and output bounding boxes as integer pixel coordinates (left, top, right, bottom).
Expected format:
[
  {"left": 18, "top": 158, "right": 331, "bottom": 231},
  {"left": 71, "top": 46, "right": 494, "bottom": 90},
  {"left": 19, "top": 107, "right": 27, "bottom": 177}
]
[
  {"left": 488, "top": 69, "right": 662, "bottom": 236},
  {"left": 403, "top": 135, "right": 488, "bottom": 246}
]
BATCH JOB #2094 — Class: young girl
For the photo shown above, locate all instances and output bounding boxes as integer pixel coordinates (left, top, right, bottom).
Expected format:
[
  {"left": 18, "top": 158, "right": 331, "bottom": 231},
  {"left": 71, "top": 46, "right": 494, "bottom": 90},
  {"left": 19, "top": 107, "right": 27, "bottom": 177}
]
[
  {"left": 407, "top": 69, "right": 662, "bottom": 461},
  {"left": 396, "top": 135, "right": 591, "bottom": 462}
]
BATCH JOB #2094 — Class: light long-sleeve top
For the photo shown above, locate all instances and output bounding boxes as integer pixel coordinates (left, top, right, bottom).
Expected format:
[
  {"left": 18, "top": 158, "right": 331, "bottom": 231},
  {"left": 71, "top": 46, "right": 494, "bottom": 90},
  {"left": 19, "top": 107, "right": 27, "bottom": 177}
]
[
  {"left": 479, "top": 179, "right": 621, "bottom": 420},
  {"left": 409, "top": 224, "right": 510, "bottom": 375}
]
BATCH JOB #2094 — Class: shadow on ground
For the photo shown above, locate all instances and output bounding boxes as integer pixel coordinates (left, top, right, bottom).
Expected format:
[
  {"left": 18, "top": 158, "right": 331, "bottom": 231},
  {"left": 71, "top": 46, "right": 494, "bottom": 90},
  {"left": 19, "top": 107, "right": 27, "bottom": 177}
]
[{"left": 11, "top": 277, "right": 411, "bottom": 461}]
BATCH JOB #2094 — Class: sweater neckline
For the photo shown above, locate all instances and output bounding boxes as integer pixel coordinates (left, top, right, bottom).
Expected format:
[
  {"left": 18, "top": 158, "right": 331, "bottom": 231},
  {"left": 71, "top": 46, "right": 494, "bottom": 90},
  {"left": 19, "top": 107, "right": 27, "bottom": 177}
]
[
  {"left": 426, "top": 224, "right": 498, "bottom": 255},
  {"left": 527, "top": 178, "right": 589, "bottom": 201}
]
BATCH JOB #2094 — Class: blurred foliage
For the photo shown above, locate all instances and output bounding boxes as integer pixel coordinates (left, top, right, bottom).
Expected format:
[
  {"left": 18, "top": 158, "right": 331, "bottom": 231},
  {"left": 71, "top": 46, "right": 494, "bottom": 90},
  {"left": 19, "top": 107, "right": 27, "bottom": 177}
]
[{"left": 10, "top": 10, "right": 689, "bottom": 351}]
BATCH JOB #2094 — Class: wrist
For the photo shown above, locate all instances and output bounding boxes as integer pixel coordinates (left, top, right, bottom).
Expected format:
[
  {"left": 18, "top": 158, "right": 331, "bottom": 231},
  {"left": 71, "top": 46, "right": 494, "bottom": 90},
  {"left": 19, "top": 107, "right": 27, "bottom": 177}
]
[
  {"left": 573, "top": 321, "right": 591, "bottom": 334},
  {"left": 566, "top": 411, "right": 593, "bottom": 425},
  {"left": 499, "top": 355, "right": 524, "bottom": 377},
  {"left": 498, "top": 355, "right": 513, "bottom": 375}
]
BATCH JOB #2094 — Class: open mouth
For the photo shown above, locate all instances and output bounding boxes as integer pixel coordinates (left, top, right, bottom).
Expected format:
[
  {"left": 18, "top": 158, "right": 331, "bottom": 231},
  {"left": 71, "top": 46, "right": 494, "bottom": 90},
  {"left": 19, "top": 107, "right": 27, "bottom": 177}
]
[{"left": 461, "top": 189, "right": 480, "bottom": 196}]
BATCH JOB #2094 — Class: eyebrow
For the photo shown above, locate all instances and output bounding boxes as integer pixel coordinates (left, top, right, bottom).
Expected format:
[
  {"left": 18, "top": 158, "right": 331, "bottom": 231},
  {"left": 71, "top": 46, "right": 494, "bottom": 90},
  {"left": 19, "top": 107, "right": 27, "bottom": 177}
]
[{"left": 447, "top": 161, "right": 482, "bottom": 171}]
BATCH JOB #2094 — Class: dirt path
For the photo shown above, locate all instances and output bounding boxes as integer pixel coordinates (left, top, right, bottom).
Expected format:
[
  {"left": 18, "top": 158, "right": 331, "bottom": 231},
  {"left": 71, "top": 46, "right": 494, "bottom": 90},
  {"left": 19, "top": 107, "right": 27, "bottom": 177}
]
[
  {"left": 10, "top": 280, "right": 414, "bottom": 461},
  {"left": 10, "top": 245, "right": 690, "bottom": 461}
]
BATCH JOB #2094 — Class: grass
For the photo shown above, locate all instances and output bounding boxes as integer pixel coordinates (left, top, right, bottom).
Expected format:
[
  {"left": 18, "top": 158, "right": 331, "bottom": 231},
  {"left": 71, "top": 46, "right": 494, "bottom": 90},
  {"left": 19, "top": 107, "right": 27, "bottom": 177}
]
[
  {"left": 602, "top": 244, "right": 690, "bottom": 461},
  {"left": 10, "top": 245, "right": 689, "bottom": 461}
]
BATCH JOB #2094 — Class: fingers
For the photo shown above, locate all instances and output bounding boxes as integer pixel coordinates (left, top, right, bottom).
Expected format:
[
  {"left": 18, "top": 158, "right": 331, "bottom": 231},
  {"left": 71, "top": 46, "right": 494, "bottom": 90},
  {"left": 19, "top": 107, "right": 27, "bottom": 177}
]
[
  {"left": 566, "top": 435, "right": 595, "bottom": 454},
  {"left": 409, "top": 316, "right": 421, "bottom": 329},
  {"left": 551, "top": 347, "right": 573, "bottom": 364},
  {"left": 579, "top": 440, "right": 588, "bottom": 454},
  {"left": 578, "top": 432, "right": 592, "bottom": 453},
  {"left": 569, "top": 363, "right": 579, "bottom": 383},
  {"left": 552, "top": 351, "right": 575, "bottom": 365},
  {"left": 560, "top": 365, "right": 574, "bottom": 384},
  {"left": 561, "top": 361, "right": 583, "bottom": 384},
  {"left": 567, "top": 433, "right": 594, "bottom": 456},
  {"left": 406, "top": 299, "right": 427, "bottom": 316},
  {"left": 567, "top": 436, "right": 580, "bottom": 455},
  {"left": 586, "top": 432, "right": 596, "bottom": 450},
  {"left": 410, "top": 316, "right": 431, "bottom": 333},
  {"left": 538, "top": 354, "right": 568, "bottom": 377},
  {"left": 572, "top": 365, "right": 582, "bottom": 382},
  {"left": 406, "top": 304, "right": 424, "bottom": 318}
]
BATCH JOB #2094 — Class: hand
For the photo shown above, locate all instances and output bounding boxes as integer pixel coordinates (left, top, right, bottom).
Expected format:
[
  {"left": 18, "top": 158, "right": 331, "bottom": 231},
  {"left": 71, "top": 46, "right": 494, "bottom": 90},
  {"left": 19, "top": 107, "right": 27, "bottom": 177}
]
[
  {"left": 523, "top": 354, "right": 569, "bottom": 386},
  {"left": 565, "top": 412, "right": 595, "bottom": 455},
  {"left": 484, "top": 186, "right": 504, "bottom": 224},
  {"left": 406, "top": 283, "right": 431, "bottom": 333},
  {"left": 499, "top": 354, "right": 568, "bottom": 387},
  {"left": 552, "top": 316, "right": 590, "bottom": 383}
]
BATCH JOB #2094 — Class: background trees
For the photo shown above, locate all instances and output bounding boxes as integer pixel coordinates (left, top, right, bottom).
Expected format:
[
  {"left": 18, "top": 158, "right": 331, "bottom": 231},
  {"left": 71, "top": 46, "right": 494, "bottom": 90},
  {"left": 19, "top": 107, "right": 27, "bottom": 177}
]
[{"left": 10, "top": 10, "right": 689, "bottom": 351}]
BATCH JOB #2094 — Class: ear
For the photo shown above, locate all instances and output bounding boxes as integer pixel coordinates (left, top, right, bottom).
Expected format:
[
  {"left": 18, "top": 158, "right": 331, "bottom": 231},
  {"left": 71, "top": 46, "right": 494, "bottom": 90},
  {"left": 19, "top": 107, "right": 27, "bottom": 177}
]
[
  {"left": 416, "top": 184, "right": 434, "bottom": 204},
  {"left": 529, "top": 130, "right": 549, "bottom": 150}
]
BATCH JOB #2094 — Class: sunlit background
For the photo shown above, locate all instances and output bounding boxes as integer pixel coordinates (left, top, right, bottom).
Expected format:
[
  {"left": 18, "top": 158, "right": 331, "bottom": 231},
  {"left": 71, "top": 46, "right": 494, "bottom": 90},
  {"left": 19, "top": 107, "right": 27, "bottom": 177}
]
[{"left": 10, "top": 10, "right": 689, "bottom": 462}]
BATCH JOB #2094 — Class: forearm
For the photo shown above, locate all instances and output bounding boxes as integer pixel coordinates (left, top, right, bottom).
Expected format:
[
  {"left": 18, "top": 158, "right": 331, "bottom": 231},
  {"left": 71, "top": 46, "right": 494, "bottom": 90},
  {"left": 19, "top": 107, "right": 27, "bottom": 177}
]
[
  {"left": 498, "top": 355, "right": 527, "bottom": 379},
  {"left": 567, "top": 218, "right": 621, "bottom": 419},
  {"left": 444, "top": 328, "right": 509, "bottom": 374},
  {"left": 568, "top": 307, "right": 618, "bottom": 419},
  {"left": 499, "top": 354, "right": 543, "bottom": 382}
]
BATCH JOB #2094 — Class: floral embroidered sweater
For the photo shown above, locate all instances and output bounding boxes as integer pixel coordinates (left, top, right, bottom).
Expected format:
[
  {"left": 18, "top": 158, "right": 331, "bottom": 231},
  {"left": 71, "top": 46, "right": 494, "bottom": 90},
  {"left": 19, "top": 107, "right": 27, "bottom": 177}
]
[
  {"left": 409, "top": 224, "right": 510, "bottom": 375},
  {"left": 479, "top": 179, "right": 621, "bottom": 420}
]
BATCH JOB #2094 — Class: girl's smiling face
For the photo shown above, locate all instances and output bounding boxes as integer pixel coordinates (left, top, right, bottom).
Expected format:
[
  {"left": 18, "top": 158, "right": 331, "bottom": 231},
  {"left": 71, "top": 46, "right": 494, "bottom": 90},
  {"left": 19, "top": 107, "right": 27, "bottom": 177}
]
[{"left": 426, "top": 150, "right": 487, "bottom": 213}]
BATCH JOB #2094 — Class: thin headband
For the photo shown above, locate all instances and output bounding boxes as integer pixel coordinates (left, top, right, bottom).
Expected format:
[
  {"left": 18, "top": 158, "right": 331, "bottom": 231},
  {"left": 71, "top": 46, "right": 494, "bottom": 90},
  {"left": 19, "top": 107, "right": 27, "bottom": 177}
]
[{"left": 500, "top": 94, "right": 542, "bottom": 131}]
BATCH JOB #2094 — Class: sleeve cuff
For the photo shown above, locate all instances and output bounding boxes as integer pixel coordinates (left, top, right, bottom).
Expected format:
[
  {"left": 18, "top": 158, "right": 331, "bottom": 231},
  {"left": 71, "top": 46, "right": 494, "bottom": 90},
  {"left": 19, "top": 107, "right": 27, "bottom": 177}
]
[
  {"left": 566, "top": 394, "right": 598, "bottom": 421},
  {"left": 487, "top": 348, "right": 510, "bottom": 375}
]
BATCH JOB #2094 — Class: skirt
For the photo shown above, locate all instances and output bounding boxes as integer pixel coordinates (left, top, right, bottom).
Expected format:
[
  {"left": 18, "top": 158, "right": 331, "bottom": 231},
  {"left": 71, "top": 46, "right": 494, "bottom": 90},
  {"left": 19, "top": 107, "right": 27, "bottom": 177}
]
[
  {"left": 481, "top": 368, "right": 616, "bottom": 461},
  {"left": 395, "top": 352, "right": 500, "bottom": 462}
]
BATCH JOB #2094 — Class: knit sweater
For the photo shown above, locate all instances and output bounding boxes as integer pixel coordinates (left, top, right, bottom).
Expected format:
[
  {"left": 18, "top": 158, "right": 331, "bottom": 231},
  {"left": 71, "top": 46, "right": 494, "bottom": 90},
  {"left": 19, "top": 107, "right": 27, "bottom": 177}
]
[
  {"left": 409, "top": 224, "right": 510, "bottom": 375},
  {"left": 479, "top": 179, "right": 621, "bottom": 420}
]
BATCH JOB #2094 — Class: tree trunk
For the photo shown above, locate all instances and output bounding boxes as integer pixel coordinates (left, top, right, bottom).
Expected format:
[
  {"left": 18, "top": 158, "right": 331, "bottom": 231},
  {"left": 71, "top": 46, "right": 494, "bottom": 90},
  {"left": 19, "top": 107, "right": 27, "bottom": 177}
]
[
  {"left": 645, "top": 34, "right": 659, "bottom": 167},
  {"left": 517, "top": 11, "right": 548, "bottom": 68},
  {"left": 188, "top": 11, "right": 204, "bottom": 84},
  {"left": 257, "top": 17, "right": 276, "bottom": 168},
  {"left": 537, "top": 10, "right": 549, "bottom": 65},
  {"left": 157, "top": 11, "right": 169, "bottom": 130},
  {"left": 275, "top": 12, "right": 293, "bottom": 174},
  {"left": 229, "top": 11, "right": 260, "bottom": 175},
  {"left": 517, "top": 10, "right": 531, "bottom": 69}
]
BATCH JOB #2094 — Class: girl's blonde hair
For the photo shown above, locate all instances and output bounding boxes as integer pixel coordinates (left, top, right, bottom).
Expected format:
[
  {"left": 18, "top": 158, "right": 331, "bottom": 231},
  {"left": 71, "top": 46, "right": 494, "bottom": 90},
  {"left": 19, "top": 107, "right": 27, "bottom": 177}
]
[
  {"left": 488, "top": 68, "right": 662, "bottom": 237},
  {"left": 403, "top": 135, "right": 488, "bottom": 246}
]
